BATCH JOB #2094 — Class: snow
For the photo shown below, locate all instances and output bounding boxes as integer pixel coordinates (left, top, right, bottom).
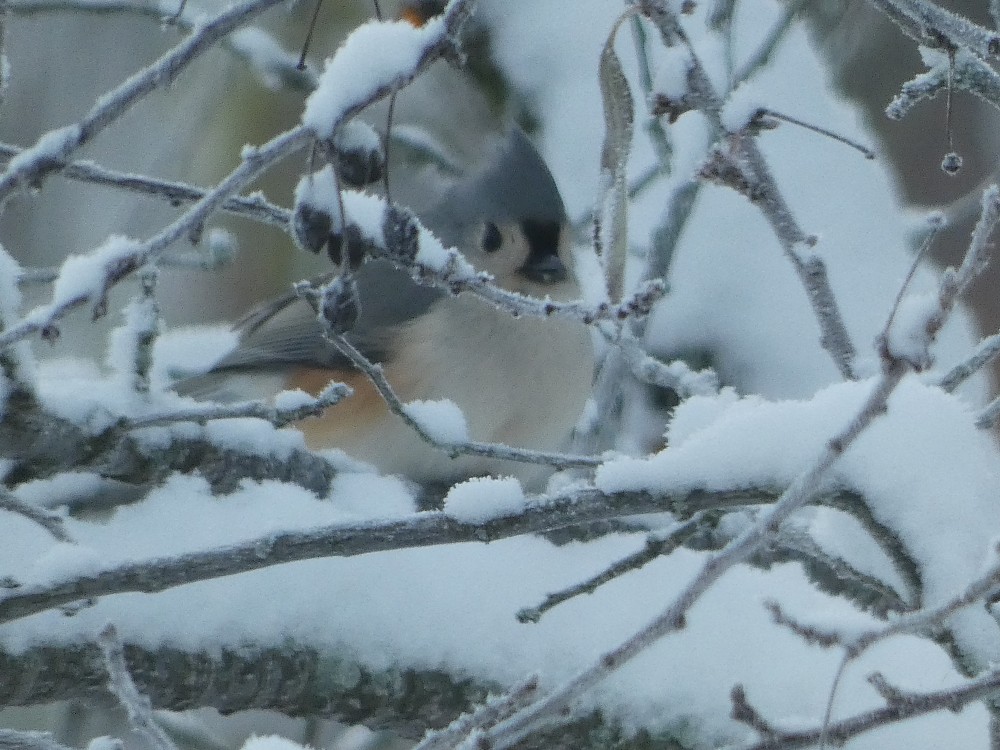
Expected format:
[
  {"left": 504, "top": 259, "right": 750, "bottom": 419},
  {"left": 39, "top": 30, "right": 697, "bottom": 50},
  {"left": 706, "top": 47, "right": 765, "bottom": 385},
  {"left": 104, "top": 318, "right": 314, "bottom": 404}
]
[
  {"left": 403, "top": 398, "right": 469, "bottom": 443},
  {"left": 650, "top": 45, "right": 692, "bottom": 102},
  {"left": 445, "top": 476, "right": 525, "bottom": 523},
  {"left": 294, "top": 166, "right": 339, "bottom": 213},
  {"left": 45, "top": 235, "right": 139, "bottom": 311},
  {"left": 229, "top": 28, "right": 306, "bottom": 91},
  {"left": 272, "top": 389, "right": 314, "bottom": 412},
  {"left": 151, "top": 325, "right": 238, "bottom": 383},
  {"left": 721, "top": 81, "right": 764, "bottom": 133},
  {"left": 885, "top": 292, "right": 940, "bottom": 369},
  {"left": 6, "top": 124, "right": 81, "bottom": 175},
  {"left": 334, "top": 119, "right": 382, "bottom": 155},
  {"left": 302, "top": 18, "right": 446, "bottom": 138},
  {"left": 28, "top": 542, "right": 103, "bottom": 585},
  {"left": 339, "top": 189, "right": 476, "bottom": 276},
  {"left": 239, "top": 736, "right": 307, "bottom": 750},
  {"left": 596, "top": 375, "right": 1000, "bottom": 669},
  {"left": 202, "top": 419, "right": 306, "bottom": 461}
]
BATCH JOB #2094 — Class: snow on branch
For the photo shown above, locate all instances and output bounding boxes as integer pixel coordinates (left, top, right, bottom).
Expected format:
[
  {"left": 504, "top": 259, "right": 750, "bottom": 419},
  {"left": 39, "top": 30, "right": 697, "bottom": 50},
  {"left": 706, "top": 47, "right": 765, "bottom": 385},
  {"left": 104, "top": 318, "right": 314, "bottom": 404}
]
[
  {"left": 455, "top": 182, "right": 999, "bottom": 750},
  {"left": 97, "top": 625, "right": 178, "bottom": 750}
]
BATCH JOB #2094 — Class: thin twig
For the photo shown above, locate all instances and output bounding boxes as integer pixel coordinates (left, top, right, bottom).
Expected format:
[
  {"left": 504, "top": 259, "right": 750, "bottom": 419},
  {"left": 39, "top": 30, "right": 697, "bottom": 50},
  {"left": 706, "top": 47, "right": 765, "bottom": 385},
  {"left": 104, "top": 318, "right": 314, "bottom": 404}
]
[
  {"left": 0, "top": 0, "right": 291, "bottom": 204},
  {"left": 641, "top": 0, "right": 858, "bottom": 380},
  {"left": 126, "top": 384, "right": 351, "bottom": 430},
  {"left": 0, "top": 486, "right": 72, "bottom": 542},
  {"left": 413, "top": 676, "right": 540, "bottom": 750},
  {"left": 309, "top": 303, "right": 598, "bottom": 471},
  {"left": 516, "top": 512, "right": 711, "bottom": 623},
  {"left": 0, "top": 142, "right": 290, "bottom": 228},
  {"left": 98, "top": 624, "right": 179, "bottom": 750}
]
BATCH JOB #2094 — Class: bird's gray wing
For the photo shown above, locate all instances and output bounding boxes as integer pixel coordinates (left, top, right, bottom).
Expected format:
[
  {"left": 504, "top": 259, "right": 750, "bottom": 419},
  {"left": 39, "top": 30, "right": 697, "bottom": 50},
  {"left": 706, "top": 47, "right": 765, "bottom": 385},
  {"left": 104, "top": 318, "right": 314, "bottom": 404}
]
[{"left": 210, "top": 259, "right": 444, "bottom": 374}]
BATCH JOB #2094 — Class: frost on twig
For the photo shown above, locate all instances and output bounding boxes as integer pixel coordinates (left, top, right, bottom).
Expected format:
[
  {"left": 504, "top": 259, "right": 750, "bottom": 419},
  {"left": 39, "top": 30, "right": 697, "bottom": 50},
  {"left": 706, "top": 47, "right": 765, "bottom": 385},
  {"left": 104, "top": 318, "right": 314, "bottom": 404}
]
[
  {"left": 294, "top": 277, "right": 600, "bottom": 471},
  {"left": 0, "top": 0, "right": 290, "bottom": 204},
  {"left": 641, "top": 0, "right": 857, "bottom": 380},
  {"left": 412, "top": 676, "right": 539, "bottom": 750},
  {"left": 0, "top": 140, "right": 292, "bottom": 229},
  {"left": 98, "top": 624, "right": 178, "bottom": 750}
]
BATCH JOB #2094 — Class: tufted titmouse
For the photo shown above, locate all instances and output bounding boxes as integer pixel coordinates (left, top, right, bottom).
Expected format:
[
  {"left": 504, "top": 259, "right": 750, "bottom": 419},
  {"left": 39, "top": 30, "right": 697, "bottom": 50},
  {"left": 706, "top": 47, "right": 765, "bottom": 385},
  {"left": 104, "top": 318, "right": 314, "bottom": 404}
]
[{"left": 179, "top": 129, "right": 593, "bottom": 487}]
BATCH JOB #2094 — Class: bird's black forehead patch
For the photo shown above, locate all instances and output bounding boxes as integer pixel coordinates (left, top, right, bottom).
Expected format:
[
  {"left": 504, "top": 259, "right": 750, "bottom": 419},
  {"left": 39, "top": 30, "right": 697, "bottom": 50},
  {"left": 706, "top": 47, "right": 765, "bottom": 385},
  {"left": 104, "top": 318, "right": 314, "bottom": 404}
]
[{"left": 521, "top": 219, "right": 561, "bottom": 259}]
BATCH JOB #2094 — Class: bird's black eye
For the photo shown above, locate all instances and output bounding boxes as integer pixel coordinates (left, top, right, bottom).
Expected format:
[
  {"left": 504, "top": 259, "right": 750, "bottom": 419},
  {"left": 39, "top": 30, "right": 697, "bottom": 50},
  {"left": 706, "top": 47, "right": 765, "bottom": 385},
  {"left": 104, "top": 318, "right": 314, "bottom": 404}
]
[{"left": 482, "top": 222, "right": 502, "bottom": 253}]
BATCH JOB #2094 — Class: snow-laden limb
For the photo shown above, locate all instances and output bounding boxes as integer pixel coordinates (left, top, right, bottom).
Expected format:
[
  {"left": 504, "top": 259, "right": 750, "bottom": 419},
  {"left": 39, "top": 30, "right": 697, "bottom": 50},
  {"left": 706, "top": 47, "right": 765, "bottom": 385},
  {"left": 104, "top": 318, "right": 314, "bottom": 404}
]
[
  {"left": 0, "top": 0, "right": 290, "bottom": 205},
  {"left": 300, "top": 0, "right": 474, "bottom": 138},
  {"left": 458, "top": 184, "right": 1000, "bottom": 750},
  {"left": 640, "top": 0, "right": 858, "bottom": 381},
  {"left": 0, "top": 642, "right": 662, "bottom": 749},
  {"left": 0, "top": 389, "right": 335, "bottom": 494},
  {"left": 97, "top": 624, "right": 178, "bottom": 750},
  {"left": 0, "top": 483, "right": 884, "bottom": 628},
  {"left": 0, "top": 730, "right": 84, "bottom": 750},
  {"left": 0, "top": 141, "right": 291, "bottom": 229}
]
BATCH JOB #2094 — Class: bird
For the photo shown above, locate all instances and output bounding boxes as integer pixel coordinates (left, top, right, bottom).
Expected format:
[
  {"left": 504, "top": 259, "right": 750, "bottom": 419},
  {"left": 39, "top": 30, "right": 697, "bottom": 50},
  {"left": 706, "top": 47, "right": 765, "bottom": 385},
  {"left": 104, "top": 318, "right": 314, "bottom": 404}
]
[{"left": 178, "top": 128, "right": 594, "bottom": 489}]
